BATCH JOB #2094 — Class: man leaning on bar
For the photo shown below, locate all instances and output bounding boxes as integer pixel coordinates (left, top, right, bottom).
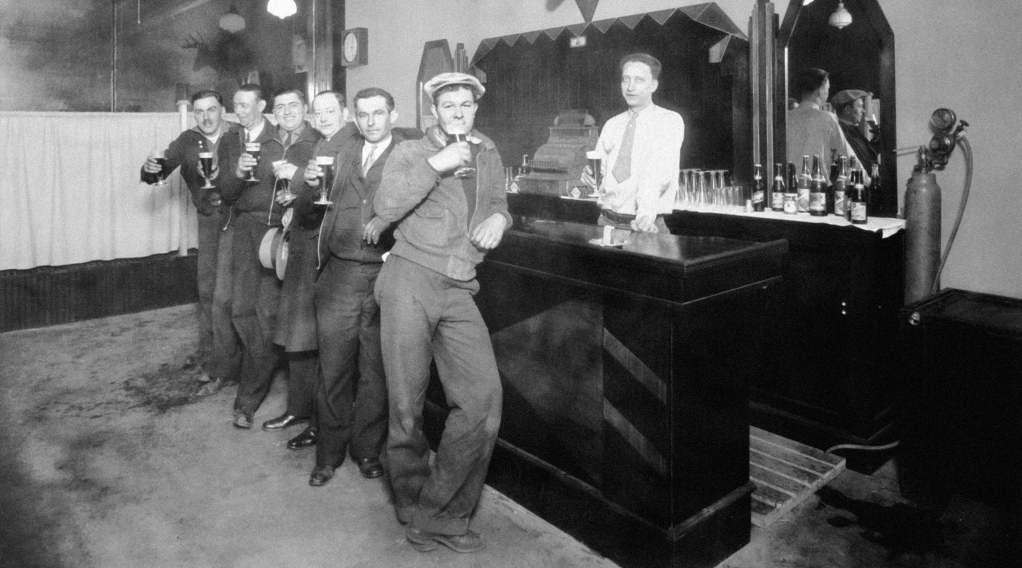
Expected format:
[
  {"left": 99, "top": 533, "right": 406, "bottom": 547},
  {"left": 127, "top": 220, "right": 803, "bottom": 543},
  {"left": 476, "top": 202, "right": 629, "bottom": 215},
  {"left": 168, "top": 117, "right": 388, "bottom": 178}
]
[{"left": 582, "top": 52, "right": 684, "bottom": 233}]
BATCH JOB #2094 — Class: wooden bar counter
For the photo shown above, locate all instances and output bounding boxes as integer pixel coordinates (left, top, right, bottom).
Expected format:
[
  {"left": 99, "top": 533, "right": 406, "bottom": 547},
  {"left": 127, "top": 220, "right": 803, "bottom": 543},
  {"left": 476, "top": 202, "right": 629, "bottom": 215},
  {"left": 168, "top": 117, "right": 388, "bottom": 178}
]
[{"left": 427, "top": 216, "right": 786, "bottom": 568}]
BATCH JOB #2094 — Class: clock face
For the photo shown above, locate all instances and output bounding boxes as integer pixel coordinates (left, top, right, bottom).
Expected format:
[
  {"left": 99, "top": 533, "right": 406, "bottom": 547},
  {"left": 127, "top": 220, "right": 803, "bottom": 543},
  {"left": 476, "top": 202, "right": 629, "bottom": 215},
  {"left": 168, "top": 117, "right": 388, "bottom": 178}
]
[{"left": 344, "top": 33, "right": 358, "bottom": 62}]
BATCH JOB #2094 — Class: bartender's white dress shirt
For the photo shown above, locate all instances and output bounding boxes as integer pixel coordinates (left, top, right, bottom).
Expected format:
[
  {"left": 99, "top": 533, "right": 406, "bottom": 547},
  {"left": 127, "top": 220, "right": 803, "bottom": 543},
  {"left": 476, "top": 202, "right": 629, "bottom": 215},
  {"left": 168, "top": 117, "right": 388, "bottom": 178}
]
[{"left": 595, "top": 104, "right": 684, "bottom": 220}]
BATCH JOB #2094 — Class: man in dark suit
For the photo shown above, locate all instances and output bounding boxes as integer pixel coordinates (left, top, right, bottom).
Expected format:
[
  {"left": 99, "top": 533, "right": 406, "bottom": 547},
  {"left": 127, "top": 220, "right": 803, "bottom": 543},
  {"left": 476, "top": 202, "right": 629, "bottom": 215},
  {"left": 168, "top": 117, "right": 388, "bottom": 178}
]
[
  {"left": 219, "top": 89, "right": 322, "bottom": 429},
  {"left": 300, "top": 87, "right": 403, "bottom": 486},
  {"left": 266, "top": 90, "right": 361, "bottom": 449}
]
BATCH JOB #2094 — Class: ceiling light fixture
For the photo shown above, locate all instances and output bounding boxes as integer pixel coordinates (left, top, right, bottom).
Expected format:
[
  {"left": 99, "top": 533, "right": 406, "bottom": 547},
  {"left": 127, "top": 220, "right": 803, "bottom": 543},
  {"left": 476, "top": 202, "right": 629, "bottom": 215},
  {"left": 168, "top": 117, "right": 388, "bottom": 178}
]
[
  {"left": 267, "top": 0, "right": 298, "bottom": 19},
  {"left": 219, "top": 5, "right": 245, "bottom": 33},
  {"left": 829, "top": 1, "right": 853, "bottom": 29}
]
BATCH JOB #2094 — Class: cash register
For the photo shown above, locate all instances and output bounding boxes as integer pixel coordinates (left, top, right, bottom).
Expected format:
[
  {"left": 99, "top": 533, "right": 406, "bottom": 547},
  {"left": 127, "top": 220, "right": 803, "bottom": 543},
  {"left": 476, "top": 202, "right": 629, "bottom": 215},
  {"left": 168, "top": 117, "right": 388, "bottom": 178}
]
[{"left": 516, "top": 110, "right": 599, "bottom": 198}]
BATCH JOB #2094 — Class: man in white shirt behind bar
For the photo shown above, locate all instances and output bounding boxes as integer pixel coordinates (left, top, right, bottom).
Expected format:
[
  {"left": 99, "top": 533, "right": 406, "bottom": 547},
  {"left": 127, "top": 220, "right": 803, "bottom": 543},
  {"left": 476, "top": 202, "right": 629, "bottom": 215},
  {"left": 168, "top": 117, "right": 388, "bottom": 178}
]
[{"left": 582, "top": 52, "right": 684, "bottom": 233}]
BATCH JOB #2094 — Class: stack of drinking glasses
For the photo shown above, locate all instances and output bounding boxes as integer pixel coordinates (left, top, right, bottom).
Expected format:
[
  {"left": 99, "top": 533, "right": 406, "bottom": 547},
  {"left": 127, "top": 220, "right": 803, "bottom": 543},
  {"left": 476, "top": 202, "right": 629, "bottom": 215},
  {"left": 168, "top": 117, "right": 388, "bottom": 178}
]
[{"left": 676, "top": 169, "right": 743, "bottom": 213}]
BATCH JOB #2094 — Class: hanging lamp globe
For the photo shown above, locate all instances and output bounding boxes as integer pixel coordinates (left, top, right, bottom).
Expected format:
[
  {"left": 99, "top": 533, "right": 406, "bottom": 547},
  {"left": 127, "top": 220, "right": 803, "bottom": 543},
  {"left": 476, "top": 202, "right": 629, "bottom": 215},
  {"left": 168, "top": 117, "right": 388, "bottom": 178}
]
[
  {"left": 267, "top": 0, "right": 298, "bottom": 19},
  {"left": 829, "top": 1, "right": 853, "bottom": 29},
  {"left": 219, "top": 5, "right": 245, "bottom": 33}
]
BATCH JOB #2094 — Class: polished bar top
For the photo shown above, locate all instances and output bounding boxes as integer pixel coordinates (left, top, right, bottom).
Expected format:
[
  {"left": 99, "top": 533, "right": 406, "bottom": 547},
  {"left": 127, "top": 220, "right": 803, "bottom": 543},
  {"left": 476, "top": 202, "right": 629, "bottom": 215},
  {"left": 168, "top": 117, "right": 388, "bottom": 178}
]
[{"left": 488, "top": 216, "right": 788, "bottom": 304}]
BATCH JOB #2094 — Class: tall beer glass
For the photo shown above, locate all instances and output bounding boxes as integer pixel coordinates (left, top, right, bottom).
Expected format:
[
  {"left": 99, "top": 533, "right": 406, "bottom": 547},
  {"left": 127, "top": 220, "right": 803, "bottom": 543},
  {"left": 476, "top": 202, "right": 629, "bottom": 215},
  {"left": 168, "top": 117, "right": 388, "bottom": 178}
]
[
  {"left": 314, "top": 156, "right": 334, "bottom": 205},
  {"left": 244, "top": 142, "right": 261, "bottom": 182},
  {"left": 585, "top": 150, "right": 603, "bottom": 193},
  {"left": 452, "top": 133, "right": 476, "bottom": 179},
  {"left": 152, "top": 149, "right": 168, "bottom": 187}
]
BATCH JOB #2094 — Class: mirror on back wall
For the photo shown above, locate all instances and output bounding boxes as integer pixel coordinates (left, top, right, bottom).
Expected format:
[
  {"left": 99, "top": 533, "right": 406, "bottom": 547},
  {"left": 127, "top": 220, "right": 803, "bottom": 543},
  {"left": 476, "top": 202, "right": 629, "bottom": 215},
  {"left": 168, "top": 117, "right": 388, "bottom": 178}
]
[{"left": 780, "top": 0, "right": 896, "bottom": 217}]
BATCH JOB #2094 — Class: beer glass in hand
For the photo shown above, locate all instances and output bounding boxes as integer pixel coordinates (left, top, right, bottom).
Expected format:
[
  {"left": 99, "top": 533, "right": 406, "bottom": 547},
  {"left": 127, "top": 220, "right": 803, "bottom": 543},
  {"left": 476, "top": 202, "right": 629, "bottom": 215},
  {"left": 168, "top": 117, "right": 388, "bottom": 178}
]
[
  {"left": 451, "top": 133, "right": 476, "bottom": 179},
  {"left": 151, "top": 149, "right": 168, "bottom": 187},
  {"left": 314, "top": 156, "right": 334, "bottom": 205},
  {"left": 199, "top": 151, "right": 222, "bottom": 206},
  {"left": 585, "top": 150, "right": 603, "bottom": 194},
  {"left": 244, "top": 142, "right": 261, "bottom": 182},
  {"left": 272, "top": 159, "right": 292, "bottom": 202}
]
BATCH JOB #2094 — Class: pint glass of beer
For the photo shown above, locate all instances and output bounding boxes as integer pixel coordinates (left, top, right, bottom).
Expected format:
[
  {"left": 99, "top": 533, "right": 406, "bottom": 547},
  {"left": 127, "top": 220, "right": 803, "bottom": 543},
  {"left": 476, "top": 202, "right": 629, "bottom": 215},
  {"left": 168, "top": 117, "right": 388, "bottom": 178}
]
[
  {"left": 244, "top": 142, "right": 261, "bottom": 182},
  {"left": 314, "top": 156, "right": 334, "bottom": 205},
  {"left": 272, "top": 159, "right": 292, "bottom": 201},
  {"left": 152, "top": 149, "right": 168, "bottom": 187},
  {"left": 452, "top": 133, "right": 476, "bottom": 179},
  {"left": 585, "top": 150, "right": 602, "bottom": 191},
  {"left": 199, "top": 151, "right": 215, "bottom": 189}
]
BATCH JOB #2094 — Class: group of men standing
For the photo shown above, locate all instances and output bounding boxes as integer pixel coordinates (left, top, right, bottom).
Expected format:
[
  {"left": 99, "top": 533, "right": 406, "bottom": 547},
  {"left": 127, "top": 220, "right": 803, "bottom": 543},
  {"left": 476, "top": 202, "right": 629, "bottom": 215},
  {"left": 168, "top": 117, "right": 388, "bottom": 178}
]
[
  {"left": 141, "top": 51, "right": 681, "bottom": 553},
  {"left": 141, "top": 71, "right": 511, "bottom": 553}
]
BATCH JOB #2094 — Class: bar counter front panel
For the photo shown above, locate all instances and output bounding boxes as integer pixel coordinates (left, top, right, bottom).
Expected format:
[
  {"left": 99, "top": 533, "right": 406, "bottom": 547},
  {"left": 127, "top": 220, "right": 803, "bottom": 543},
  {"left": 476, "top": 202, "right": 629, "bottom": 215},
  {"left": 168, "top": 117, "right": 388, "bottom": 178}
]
[
  {"left": 425, "top": 218, "right": 785, "bottom": 567},
  {"left": 506, "top": 192, "right": 906, "bottom": 471}
]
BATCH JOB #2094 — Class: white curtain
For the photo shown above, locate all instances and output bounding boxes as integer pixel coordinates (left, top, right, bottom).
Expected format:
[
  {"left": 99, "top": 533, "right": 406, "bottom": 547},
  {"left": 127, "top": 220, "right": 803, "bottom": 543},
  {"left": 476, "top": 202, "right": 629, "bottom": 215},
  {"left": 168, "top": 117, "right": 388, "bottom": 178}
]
[{"left": 0, "top": 112, "right": 198, "bottom": 271}]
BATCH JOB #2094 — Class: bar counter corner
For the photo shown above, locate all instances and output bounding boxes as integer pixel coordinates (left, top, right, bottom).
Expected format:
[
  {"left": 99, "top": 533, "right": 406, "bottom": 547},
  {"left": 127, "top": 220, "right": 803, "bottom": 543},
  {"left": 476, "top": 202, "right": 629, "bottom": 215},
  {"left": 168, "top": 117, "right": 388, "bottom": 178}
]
[{"left": 425, "top": 216, "right": 787, "bottom": 568}]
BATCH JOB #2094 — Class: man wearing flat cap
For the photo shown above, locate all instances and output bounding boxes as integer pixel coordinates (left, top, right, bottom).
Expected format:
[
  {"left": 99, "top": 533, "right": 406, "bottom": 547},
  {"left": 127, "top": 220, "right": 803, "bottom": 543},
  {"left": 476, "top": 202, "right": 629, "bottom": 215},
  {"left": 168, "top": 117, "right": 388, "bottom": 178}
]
[
  {"left": 374, "top": 71, "right": 509, "bottom": 554},
  {"left": 833, "top": 89, "right": 880, "bottom": 175}
]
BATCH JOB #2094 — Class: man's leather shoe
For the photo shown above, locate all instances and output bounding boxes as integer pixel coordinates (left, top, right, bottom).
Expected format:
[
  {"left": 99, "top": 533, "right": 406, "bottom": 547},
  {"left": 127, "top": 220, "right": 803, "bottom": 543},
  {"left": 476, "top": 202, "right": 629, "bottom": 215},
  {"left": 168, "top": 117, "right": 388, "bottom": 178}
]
[
  {"left": 232, "top": 411, "right": 253, "bottom": 429},
  {"left": 194, "top": 377, "right": 226, "bottom": 397},
  {"left": 309, "top": 466, "right": 334, "bottom": 487},
  {"left": 262, "top": 413, "right": 309, "bottom": 431},
  {"left": 406, "top": 526, "right": 484, "bottom": 553},
  {"left": 355, "top": 457, "right": 384, "bottom": 479},
  {"left": 286, "top": 426, "right": 318, "bottom": 450}
]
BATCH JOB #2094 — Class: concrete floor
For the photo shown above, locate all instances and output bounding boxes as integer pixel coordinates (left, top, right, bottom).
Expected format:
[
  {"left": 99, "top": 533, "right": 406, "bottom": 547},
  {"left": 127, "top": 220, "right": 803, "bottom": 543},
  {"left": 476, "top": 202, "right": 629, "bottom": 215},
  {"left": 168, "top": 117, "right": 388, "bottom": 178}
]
[
  {"left": 1, "top": 304, "right": 1019, "bottom": 568},
  {"left": 0, "top": 305, "right": 617, "bottom": 568}
]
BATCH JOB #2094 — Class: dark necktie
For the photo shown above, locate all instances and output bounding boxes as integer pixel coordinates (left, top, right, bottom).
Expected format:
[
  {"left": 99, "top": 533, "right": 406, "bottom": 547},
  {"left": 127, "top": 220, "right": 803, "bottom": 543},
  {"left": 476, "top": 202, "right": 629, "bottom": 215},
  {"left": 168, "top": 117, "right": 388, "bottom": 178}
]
[{"left": 612, "top": 113, "right": 637, "bottom": 183}]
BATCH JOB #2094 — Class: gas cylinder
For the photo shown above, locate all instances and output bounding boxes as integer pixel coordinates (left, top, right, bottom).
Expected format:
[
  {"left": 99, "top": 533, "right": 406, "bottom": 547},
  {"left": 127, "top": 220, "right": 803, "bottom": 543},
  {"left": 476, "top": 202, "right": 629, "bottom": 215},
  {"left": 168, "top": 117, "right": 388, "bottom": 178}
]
[{"left": 904, "top": 168, "right": 942, "bottom": 304}]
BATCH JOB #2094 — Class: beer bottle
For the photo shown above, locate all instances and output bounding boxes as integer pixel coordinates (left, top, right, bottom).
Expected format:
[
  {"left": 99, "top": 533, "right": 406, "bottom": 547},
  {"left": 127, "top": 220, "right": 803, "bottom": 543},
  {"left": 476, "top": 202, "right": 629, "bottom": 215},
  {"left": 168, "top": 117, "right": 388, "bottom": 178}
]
[
  {"left": 833, "top": 156, "right": 849, "bottom": 217},
  {"left": 850, "top": 168, "right": 868, "bottom": 224},
  {"left": 752, "top": 163, "right": 766, "bottom": 212},
  {"left": 870, "top": 162, "right": 881, "bottom": 217},
  {"left": 809, "top": 154, "right": 827, "bottom": 216},
  {"left": 784, "top": 162, "right": 798, "bottom": 214},
  {"left": 796, "top": 155, "right": 811, "bottom": 213},
  {"left": 771, "top": 162, "right": 785, "bottom": 212}
]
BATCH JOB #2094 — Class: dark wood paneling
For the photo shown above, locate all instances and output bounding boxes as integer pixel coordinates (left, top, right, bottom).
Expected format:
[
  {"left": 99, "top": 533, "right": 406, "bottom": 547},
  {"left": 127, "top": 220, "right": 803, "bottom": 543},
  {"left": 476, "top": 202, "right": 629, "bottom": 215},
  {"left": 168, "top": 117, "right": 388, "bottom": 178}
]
[
  {"left": 474, "top": 12, "right": 747, "bottom": 179},
  {"left": 0, "top": 252, "right": 199, "bottom": 333}
]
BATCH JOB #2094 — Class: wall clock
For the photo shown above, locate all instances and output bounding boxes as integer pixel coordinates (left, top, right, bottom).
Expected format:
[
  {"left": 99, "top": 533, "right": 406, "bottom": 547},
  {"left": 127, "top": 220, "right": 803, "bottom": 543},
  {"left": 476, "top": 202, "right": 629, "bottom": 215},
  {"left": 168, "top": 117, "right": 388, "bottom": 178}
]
[{"left": 341, "top": 28, "right": 368, "bottom": 67}]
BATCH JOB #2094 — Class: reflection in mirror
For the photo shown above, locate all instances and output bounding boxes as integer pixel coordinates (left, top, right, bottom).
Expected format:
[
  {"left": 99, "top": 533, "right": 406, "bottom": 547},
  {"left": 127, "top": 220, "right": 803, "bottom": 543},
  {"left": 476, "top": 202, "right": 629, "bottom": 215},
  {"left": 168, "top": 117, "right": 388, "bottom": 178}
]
[{"left": 780, "top": 0, "right": 896, "bottom": 216}]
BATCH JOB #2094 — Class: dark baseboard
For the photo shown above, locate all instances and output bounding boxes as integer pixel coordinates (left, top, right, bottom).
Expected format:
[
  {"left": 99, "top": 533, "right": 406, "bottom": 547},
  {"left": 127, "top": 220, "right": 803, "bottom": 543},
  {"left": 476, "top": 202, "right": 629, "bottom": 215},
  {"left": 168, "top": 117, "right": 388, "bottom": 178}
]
[{"left": 0, "top": 251, "right": 198, "bottom": 333}]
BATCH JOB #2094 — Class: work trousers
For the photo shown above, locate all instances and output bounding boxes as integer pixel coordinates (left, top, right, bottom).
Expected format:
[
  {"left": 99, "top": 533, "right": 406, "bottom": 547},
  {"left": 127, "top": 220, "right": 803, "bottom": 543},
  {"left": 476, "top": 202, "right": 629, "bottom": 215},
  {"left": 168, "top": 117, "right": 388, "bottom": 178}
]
[
  {"left": 230, "top": 214, "right": 283, "bottom": 415},
  {"left": 195, "top": 210, "right": 220, "bottom": 368},
  {"left": 208, "top": 214, "right": 242, "bottom": 381},
  {"left": 375, "top": 255, "right": 502, "bottom": 536},
  {"left": 315, "top": 258, "right": 388, "bottom": 468}
]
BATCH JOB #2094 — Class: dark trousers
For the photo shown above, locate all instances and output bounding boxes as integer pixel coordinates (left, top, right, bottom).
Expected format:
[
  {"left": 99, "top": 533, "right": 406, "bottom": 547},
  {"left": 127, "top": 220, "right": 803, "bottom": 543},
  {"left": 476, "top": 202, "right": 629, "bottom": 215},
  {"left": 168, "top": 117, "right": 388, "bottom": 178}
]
[
  {"left": 195, "top": 211, "right": 220, "bottom": 368},
  {"left": 208, "top": 215, "right": 242, "bottom": 381},
  {"left": 230, "top": 214, "right": 282, "bottom": 415},
  {"left": 286, "top": 351, "right": 317, "bottom": 418},
  {"left": 314, "top": 258, "right": 388, "bottom": 468},
  {"left": 375, "top": 255, "right": 502, "bottom": 536}
]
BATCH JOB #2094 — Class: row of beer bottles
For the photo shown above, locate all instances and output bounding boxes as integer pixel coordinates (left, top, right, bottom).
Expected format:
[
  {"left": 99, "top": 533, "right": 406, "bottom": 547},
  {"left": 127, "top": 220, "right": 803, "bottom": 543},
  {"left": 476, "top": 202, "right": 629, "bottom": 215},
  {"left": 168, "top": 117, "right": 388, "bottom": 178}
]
[{"left": 754, "top": 155, "right": 878, "bottom": 224}]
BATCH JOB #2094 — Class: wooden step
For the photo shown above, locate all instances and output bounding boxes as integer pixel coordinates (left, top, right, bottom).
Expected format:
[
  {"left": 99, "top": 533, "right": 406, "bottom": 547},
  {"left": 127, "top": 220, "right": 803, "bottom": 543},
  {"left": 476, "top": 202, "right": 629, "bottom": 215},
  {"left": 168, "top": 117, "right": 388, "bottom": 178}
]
[{"left": 749, "top": 426, "right": 846, "bottom": 528}]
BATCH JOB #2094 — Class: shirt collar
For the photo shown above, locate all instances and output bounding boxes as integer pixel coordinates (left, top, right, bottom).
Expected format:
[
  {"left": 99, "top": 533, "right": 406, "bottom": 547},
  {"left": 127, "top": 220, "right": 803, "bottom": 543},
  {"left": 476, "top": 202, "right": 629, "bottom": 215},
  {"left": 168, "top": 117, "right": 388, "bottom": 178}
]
[
  {"left": 627, "top": 103, "right": 657, "bottom": 120},
  {"left": 245, "top": 119, "right": 265, "bottom": 141},
  {"left": 191, "top": 124, "right": 224, "bottom": 145},
  {"left": 278, "top": 121, "right": 306, "bottom": 144},
  {"left": 366, "top": 134, "right": 393, "bottom": 152}
]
